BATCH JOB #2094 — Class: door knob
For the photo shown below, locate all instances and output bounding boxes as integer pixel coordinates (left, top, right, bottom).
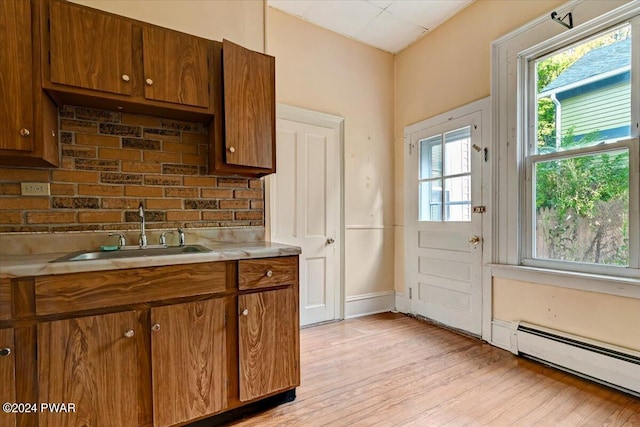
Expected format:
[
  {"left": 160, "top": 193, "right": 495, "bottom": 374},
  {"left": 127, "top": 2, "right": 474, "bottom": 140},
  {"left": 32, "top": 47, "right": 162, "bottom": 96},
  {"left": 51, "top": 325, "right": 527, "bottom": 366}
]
[
  {"left": 145, "top": 78, "right": 154, "bottom": 85},
  {"left": 326, "top": 237, "right": 335, "bottom": 245},
  {"left": 241, "top": 309, "right": 249, "bottom": 316},
  {"left": 124, "top": 329, "right": 135, "bottom": 338},
  {"left": 469, "top": 235, "right": 481, "bottom": 245},
  {"left": 151, "top": 323, "right": 160, "bottom": 332}
]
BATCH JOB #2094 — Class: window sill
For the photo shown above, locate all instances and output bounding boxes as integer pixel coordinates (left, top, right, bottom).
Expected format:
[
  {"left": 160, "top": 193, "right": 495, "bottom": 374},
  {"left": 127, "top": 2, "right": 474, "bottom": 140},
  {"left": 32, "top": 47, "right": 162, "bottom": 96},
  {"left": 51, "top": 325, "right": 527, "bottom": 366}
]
[{"left": 488, "top": 263, "right": 640, "bottom": 299}]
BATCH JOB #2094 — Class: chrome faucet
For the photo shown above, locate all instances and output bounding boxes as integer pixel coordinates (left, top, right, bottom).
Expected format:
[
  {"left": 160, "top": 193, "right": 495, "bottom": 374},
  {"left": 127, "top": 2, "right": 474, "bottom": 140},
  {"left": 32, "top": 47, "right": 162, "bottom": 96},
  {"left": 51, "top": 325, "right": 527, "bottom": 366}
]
[
  {"left": 177, "top": 228, "right": 185, "bottom": 247},
  {"left": 109, "top": 233, "right": 126, "bottom": 248},
  {"left": 138, "top": 202, "right": 148, "bottom": 248}
]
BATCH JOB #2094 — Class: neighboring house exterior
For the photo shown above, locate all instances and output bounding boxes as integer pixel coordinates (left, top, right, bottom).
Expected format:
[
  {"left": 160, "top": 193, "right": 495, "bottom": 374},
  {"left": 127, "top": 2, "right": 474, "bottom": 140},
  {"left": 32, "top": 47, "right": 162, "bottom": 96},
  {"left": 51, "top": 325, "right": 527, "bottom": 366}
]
[{"left": 539, "top": 38, "right": 631, "bottom": 143}]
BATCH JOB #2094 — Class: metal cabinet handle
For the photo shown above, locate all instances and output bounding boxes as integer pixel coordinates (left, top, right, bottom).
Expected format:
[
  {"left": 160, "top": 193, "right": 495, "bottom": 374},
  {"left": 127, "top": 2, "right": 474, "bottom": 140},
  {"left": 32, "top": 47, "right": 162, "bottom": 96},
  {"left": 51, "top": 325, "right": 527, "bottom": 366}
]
[
  {"left": 151, "top": 323, "right": 160, "bottom": 332},
  {"left": 229, "top": 146, "right": 236, "bottom": 153},
  {"left": 241, "top": 309, "right": 249, "bottom": 316},
  {"left": 124, "top": 329, "right": 135, "bottom": 338},
  {"left": 266, "top": 270, "right": 273, "bottom": 278},
  {"left": 0, "top": 348, "right": 10, "bottom": 357},
  {"left": 121, "top": 74, "right": 130, "bottom": 82},
  {"left": 145, "top": 78, "right": 154, "bottom": 86},
  {"left": 20, "top": 128, "right": 30, "bottom": 137}
]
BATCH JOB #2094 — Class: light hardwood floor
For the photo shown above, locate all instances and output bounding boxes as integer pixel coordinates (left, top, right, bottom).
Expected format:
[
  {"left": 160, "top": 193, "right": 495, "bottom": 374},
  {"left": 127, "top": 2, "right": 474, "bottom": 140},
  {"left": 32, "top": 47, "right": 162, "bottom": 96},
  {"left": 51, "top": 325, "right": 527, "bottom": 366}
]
[{"left": 229, "top": 312, "right": 640, "bottom": 427}]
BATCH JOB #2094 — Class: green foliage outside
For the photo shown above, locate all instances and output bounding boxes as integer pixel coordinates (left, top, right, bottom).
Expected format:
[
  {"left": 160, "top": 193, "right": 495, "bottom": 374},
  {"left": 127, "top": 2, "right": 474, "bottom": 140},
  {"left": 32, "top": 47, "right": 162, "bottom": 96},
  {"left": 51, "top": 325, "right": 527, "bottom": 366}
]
[{"left": 534, "top": 28, "right": 631, "bottom": 265}]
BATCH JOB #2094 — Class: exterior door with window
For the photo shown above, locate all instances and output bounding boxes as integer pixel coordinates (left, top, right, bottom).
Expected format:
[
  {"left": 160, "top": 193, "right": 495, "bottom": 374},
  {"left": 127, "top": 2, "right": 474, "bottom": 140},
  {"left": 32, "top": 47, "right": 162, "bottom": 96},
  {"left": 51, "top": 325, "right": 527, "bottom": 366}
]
[{"left": 406, "top": 108, "right": 485, "bottom": 336}]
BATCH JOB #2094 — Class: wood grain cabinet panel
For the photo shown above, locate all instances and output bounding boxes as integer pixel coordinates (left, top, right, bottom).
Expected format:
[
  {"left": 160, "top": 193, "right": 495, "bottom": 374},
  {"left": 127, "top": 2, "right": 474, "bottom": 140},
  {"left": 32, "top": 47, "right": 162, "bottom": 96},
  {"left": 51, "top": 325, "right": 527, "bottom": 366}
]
[
  {"left": 238, "top": 257, "right": 298, "bottom": 291},
  {"left": 142, "top": 26, "right": 210, "bottom": 108},
  {"left": 238, "top": 286, "right": 299, "bottom": 401},
  {"left": 151, "top": 298, "right": 227, "bottom": 427},
  {"left": 38, "top": 311, "right": 138, "bottom": 427},
  {"left": 35, "top": 262, "right": 226, "bottom": 315},
  {"left": 0, "top": 0, "right": 58, "bottom": 167},
  {"left": 49, "top": 0, "right": 133, "bottom": 95},
  {"left": 211, "top": 39, "right": 276, "bottom": 176},
  {"left": 0, "top": 0, "right": 33, "bottom": 153},
  {"left": 0, "top": 279, "right": 11, "bottom": 321},
  {"left": 0, "top": 328, "right": 16, "bottom": 427}
]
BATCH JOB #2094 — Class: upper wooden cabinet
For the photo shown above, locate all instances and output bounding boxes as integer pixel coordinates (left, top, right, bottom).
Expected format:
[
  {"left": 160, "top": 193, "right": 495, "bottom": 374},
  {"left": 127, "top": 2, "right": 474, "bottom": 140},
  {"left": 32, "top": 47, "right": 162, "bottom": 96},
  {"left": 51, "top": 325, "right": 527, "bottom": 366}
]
[
  {"left": 49, "top": 0, "right": 133, "bottom": 96},
  {"left": 210, "top": 40, "right": 276, "bottom": 177},
  {"left": 0, "top": 0, "right": 58, "bottom": 167},
  {"left": 142, "top": 26, "right": 210, "bottom": 108},
  {"left": 42, "top": 0, "right": 214, "bottom": 121}
]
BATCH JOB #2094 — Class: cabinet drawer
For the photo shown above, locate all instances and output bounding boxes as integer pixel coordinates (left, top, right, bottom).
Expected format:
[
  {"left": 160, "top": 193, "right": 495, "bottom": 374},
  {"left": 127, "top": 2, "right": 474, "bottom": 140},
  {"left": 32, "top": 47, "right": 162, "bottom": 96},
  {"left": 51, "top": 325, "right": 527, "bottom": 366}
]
[
  {"left": 35, "top": 262, "right": 226, "bottom": 315},
  {"left": 238, "top": 257, "right": 298, "bottom": 291},
  {"left": 0, "top": 279, "right": 10, "bottom": 321}
]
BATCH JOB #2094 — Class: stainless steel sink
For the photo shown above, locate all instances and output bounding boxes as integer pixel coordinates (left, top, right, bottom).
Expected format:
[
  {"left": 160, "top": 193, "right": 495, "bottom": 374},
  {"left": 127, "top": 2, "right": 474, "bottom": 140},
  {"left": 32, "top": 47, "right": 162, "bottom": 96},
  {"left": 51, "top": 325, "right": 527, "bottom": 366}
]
[{"left": 51, "top": 245, "right": 211, "bottom": 262}]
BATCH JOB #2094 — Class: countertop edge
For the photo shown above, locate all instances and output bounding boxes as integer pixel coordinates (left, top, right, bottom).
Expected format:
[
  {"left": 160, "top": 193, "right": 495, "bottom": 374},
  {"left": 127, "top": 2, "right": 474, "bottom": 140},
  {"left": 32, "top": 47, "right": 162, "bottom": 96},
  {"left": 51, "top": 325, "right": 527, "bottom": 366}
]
[{"left": 0, "top": 242, "right": 302, "bottom": 279}]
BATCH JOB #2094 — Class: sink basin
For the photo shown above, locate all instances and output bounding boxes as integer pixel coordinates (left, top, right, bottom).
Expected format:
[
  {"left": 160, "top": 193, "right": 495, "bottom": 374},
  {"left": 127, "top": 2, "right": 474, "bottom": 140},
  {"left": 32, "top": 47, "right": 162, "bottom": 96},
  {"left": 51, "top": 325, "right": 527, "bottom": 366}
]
[{"left": 51, "top": 245, "right": 211, "bottom": 263}]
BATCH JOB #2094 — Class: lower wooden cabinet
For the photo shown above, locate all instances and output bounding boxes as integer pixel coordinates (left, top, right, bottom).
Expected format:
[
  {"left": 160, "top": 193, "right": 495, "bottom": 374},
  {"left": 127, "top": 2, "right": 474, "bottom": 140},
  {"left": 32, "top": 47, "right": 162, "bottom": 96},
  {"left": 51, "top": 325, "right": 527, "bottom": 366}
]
[
  {"left": 151, "top": 298, "right": 227, "bottom": 427},
  {"left": 37, "top": 311, "right": 139, "bottom": 427},
  {"left": 239, "top": 286, "right": 299, "bottom": 401},
  {"left": 0, "top": 328, "right": 16, "bottom": 427}
]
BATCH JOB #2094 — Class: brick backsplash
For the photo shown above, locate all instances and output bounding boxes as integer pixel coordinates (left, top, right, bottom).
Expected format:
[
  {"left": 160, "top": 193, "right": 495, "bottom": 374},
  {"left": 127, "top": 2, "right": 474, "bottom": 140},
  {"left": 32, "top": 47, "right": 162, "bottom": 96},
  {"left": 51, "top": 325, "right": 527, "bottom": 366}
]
[{"left": 0, "top": 106, "right": 264, "bottom": 232}]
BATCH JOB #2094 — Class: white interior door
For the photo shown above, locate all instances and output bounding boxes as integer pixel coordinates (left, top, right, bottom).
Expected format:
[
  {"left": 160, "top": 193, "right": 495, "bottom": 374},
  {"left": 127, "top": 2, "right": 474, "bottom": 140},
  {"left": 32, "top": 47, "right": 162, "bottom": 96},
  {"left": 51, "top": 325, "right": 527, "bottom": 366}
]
[
  {"left": 406, "top": 108, "right": 484, "bottom": 336},
  {"left": 269, "top": 112, "right": 342, "bottom": 326}
]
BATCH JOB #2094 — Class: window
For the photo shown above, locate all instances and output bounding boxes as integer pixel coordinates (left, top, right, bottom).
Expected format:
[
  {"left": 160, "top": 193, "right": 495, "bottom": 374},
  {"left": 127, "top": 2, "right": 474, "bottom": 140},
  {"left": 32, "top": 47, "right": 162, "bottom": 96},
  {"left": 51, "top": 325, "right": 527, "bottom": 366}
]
[
  {"left": 524, "top": 22, "right": 639, "bottom": 272},
  {"left": 419, "top": 127, "right": 472, "bottom": 221}
]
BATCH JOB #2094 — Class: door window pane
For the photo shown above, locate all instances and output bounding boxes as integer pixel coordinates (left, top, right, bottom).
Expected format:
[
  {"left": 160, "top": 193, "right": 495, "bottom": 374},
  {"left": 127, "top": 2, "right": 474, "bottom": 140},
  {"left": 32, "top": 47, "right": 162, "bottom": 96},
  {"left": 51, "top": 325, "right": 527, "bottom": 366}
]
[
  {"left": 419, "top": 180, "right": 442, "bottom": 221},
  {"left": 444, "top": 175, "right": 471, "bottom": 221},
  {"left": 444, "top": 128, "right": 471, "bottom": 175},
  {"left": 420, "top": 135, "right": 442, "bottom": 179}
]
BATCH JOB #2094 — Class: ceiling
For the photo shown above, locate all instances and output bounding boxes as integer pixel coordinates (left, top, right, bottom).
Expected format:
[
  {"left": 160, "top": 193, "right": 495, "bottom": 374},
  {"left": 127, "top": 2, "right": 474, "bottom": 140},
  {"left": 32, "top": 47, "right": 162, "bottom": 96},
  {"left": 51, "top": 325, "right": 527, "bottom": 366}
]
[{"left": 267, "top": 0, "right": 474, "bottom": 54}]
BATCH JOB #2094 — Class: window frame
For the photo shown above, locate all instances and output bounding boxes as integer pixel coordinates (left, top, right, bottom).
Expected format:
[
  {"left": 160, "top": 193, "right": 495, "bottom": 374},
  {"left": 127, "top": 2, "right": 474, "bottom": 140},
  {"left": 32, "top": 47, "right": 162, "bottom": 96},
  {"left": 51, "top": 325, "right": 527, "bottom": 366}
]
[{"left": 519, "top": 15, "right": 640, "bottom": 277}]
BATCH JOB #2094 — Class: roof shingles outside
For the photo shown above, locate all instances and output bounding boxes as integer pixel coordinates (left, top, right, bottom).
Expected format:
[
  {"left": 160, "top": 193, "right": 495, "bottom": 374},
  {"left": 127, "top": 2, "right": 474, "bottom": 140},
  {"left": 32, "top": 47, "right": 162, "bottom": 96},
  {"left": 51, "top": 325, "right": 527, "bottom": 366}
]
[{"left": 542, "top": 38, "right": 630, "bottom": 93}]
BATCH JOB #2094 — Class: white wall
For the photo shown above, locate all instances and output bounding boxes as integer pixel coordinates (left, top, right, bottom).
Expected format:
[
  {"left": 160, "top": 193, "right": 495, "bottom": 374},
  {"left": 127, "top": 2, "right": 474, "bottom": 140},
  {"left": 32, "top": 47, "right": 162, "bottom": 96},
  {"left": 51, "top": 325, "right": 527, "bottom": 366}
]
[{"left": 266, "top": 8, "right": 396, "bottom": 308}]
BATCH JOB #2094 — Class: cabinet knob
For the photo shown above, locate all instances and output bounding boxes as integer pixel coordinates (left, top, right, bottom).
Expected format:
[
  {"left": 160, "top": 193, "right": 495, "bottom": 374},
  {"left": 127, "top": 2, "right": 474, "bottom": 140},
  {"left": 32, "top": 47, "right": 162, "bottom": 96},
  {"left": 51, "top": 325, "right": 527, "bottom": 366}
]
[
  {"left": 121, "top": 74, "right": 130, "bottom": 82},
  {"left": 0, "top": 348, "right": 10, "bottom": 357},
  {"left": 266, "top": 270, "right": 273, "bottom": 278},
  {"left": 229, "top": 146, "right": 236, "bottom": 153},
  {"left": 20, "top": 128, "right": 30, "bottom": 137},
  {"left": 151, "top": 323, "right": 160, "bottom": 332},
  {"left": 326, "top": 237, "right": 335, "bottom": 245},
  {"left": 241, "top": 309, "right": 249, "bottom": 316},
  {"left": 124, "top": 329, "right": 135, "bottom": 338},
  {"left": 145, "top": 78, "right": 154, "bottom": 86}
]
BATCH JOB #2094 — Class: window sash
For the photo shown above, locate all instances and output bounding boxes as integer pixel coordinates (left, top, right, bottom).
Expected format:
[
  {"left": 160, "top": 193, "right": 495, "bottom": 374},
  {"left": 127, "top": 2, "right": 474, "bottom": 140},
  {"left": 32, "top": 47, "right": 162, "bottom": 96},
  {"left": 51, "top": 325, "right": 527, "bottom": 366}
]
[{"left": 523, "top": 138, "right": 639, "bottom": 274}]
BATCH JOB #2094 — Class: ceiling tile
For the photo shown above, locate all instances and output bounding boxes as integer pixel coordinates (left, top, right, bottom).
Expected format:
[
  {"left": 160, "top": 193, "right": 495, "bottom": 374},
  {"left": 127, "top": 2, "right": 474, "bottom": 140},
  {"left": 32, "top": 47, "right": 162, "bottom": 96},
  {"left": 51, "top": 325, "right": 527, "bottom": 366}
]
[
  {"left": 303, "top": 0, "right": 383, "bottom": 38},
  {"left": 386, "top": 0, "right": 471, "bottom": 30},
  {"left": 357, "top": 10, "right": 426, "bottom": 53},
  {"left": 269, "top": 0, "right": 315, "bottom": 18},
  {"left": 366, "top": 0, "right": 393, "bottom": 10}
]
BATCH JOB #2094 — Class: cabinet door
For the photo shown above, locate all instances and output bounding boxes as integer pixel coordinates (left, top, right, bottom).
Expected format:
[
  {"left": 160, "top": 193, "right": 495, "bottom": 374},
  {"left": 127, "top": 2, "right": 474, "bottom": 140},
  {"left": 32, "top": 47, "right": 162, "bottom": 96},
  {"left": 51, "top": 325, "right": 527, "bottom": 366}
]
[
  {"left": 238, "top": 287, "right": 299, "bottom": 401},
  {"left": 143, "top": 27, "right": 210, "bottom": 108},
  {"left": 151, "top": 298, "right": 227, "bottom": 427},
  {"left": 49, "top": 0, "right": 133, "bottom": 95},
  {"left": 223, "top": 39, "right": 275, "bottom": 170},
  {"left": 38, "top": 311, "right": 138, "bottom": 427},
  {"left": 0, "top": 329, "right": 16, "bottom": 427},
  {"left": 0, "top": 0, "right": 34, "bottom": 153}
]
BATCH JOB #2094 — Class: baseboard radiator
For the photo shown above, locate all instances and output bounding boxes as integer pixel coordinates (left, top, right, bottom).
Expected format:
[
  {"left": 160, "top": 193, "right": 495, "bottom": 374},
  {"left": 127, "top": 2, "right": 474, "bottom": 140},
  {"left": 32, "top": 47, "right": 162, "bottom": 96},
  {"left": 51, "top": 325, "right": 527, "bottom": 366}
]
[{"left": 513, "top": 322, "right": 640, "bottom": 397}]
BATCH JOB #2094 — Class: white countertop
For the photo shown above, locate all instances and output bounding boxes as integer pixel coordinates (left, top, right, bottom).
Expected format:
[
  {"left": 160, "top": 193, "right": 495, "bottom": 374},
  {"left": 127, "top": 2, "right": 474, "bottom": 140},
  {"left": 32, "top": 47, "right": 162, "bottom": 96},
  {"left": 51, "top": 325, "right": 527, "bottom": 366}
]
[{"left": 0, "top": 241, "right": 301, "bottom": 279}]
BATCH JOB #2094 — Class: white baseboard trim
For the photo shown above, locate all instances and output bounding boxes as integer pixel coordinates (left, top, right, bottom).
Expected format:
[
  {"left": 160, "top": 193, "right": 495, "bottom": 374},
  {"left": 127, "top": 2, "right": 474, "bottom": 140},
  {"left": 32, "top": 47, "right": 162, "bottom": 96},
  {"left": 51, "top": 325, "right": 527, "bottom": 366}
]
[
  {"left": 345, "top": 291, "right": 395, "bottom": 318},
  {"left": 491, "top": 319, "right": 516, "bottom": 352},
  {"left": 394, "top": 292, "right": 410, "bottom": 314}
]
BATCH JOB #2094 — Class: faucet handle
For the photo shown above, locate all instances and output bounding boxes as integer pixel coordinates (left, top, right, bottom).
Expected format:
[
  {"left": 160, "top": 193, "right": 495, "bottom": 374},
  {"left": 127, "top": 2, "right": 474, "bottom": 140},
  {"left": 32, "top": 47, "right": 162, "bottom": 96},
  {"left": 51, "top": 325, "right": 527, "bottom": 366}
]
[
  {"left": 109, "top": 233, "right": 126, "bottom": 248},
  {"left": 177, "top": 228, "right": 185, "bottom": 247},
  {"left": 159, "top": 231, "right": 174, "bottom": 246}
]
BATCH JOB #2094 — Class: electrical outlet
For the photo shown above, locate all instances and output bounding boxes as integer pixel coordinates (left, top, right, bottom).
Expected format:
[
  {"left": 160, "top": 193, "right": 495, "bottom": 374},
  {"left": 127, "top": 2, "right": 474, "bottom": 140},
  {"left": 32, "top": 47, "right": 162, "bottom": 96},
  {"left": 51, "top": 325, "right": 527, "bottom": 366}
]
[{"left": 21, "top": 182, "right": 50, "bottom": 196}]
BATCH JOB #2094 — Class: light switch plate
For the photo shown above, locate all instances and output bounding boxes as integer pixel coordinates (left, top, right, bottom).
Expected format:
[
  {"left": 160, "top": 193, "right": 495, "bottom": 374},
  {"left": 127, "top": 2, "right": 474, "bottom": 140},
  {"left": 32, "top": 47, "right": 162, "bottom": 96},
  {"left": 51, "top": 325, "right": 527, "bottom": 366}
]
[{"left": 21, "top": 182, "right": 50, "bottom": 196}]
